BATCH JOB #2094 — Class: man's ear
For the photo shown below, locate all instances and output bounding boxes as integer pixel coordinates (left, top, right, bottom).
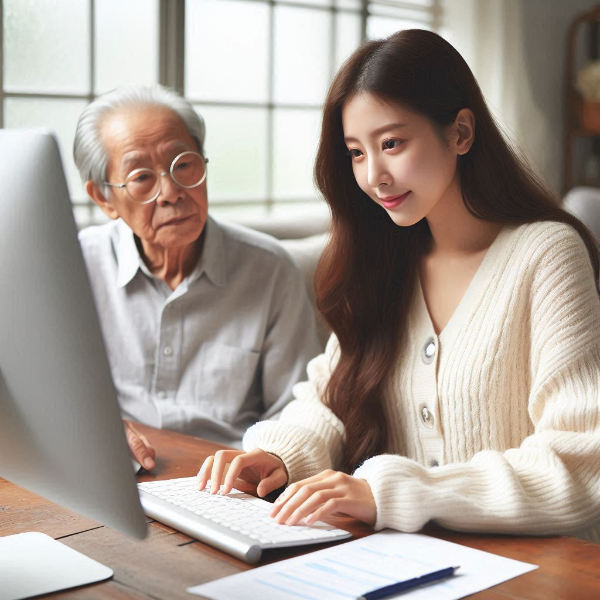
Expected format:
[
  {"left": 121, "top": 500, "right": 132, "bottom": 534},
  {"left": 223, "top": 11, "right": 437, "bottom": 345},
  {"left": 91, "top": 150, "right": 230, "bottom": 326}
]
[
  {"left": 453, "top": 108, "right": 475, "bottom": 156},
  {"left": 86, "top": 181, "right": 119, "bottom": 220}
]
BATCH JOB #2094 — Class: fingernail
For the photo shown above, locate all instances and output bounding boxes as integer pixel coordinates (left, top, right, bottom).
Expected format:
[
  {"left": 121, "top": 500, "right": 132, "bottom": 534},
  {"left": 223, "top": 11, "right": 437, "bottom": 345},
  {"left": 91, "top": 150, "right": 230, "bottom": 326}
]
[{"left": 143, "top": 458, "right": 153, "bottom": 469}]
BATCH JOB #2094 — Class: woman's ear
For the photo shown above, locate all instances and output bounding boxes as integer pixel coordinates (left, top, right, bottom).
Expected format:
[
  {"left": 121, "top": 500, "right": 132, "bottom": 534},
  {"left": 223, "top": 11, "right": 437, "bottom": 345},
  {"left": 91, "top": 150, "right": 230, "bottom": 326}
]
[
  {"left": 453, "top": 108, "right": 475, "bottom": 156},
  {"left": 86, "top": 181, "right": 119, "bottom": 220}
]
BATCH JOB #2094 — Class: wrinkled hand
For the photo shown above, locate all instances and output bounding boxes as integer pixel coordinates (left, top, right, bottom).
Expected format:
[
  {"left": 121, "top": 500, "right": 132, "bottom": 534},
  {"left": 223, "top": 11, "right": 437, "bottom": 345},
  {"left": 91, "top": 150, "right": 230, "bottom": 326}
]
[
  {"left": 124, "top": 419, "right": 156, "bottom": 470},
  {"left": 197, "top": 448, "right": 288, "bottom": 497},
  {"left": 269, "top": 469, "right": 377, "bottom": 527}
]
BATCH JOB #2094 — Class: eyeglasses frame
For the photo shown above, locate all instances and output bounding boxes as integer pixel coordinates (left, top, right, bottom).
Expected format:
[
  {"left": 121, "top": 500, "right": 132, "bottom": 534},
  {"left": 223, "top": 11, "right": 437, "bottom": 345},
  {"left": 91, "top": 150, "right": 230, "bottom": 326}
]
[{"left": 103, "top": 150, "right": 209, "bottom": 205}]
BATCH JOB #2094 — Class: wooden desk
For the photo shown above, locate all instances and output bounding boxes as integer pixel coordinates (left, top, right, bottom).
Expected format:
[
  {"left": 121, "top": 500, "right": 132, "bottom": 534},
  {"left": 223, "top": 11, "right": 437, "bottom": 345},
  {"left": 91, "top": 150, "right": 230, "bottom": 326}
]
[{"left": 2, "top": 424, "right": 600, "bottom": 599}]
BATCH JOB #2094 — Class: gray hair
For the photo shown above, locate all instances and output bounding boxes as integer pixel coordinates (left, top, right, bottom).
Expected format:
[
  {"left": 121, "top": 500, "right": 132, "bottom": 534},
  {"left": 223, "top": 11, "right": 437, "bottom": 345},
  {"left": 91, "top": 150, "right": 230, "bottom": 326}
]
[{"left": 73, "top": 84, "right": 206, "bottom": 194}]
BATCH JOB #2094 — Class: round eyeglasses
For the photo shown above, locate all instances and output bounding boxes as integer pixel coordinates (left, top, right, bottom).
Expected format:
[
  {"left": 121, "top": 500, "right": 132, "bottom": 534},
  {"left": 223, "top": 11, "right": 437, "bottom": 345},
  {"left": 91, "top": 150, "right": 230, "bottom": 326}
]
[{"left": 103, "top": 151, "right": 208, "bottom": 205}]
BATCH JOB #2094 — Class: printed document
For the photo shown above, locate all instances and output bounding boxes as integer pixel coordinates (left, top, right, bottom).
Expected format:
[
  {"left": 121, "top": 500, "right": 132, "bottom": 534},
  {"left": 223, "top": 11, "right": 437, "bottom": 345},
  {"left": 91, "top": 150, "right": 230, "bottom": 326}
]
[{"left": 187, "top": 530, "right": 538, "bottom": 599}]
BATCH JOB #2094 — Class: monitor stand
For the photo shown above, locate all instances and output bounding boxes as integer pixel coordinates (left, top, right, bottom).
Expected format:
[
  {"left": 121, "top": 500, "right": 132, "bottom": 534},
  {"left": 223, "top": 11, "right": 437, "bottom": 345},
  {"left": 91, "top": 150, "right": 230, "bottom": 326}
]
[{"left": 0, "top": 532, "right": 113, "bottom": 600}]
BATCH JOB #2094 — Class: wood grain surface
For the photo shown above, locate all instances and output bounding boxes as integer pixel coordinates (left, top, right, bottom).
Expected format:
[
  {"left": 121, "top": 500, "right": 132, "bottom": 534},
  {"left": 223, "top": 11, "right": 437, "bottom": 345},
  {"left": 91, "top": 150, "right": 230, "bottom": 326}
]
[{"left": 2, "top": 423, "right": 599, "bottom": 599}]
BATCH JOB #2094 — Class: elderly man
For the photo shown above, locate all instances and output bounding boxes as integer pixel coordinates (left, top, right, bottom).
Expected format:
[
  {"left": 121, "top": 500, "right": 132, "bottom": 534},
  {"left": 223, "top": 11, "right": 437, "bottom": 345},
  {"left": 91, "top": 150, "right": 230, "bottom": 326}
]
[{"left": 73, "top": 84, "right": 320, "bottom": 470}]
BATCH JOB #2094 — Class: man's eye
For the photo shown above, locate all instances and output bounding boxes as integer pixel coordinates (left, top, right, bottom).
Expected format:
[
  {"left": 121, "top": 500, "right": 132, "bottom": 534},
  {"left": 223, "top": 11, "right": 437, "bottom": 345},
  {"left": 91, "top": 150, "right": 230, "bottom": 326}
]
[
  {"left": 348, "top": 148, "right": 363, "bottom": 158},
  {"left": 383, "top": 139, "right": 403, "bottom": 150},
  {"left": 175, "top": 162, "right": 189, "bottom": 171},
  {"left": 133, "top": 173, "right": 150, "bottom": 182}
]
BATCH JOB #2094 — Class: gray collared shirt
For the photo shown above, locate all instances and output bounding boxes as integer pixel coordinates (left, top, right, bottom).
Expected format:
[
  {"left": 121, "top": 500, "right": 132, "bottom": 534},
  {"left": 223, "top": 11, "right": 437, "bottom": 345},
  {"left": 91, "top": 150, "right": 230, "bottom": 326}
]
[{"left": 79, "top": 216, "right": 321, "bottom": 447}]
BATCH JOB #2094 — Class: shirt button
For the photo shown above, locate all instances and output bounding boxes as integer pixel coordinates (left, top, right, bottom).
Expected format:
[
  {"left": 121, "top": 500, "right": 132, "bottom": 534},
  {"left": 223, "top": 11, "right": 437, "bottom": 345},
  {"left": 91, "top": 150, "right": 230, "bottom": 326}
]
[
  {"left": 421, "top": 405, "right": 434, "bottom": 428},
  {"left": 163, "top": 346, "right": 173, "bottom": 356},
  {"left": 429, "top": 459, "right": 439, "bottom": 467},
  {"left": 421, "top": 338, "right": 436, "bottom": 364}
]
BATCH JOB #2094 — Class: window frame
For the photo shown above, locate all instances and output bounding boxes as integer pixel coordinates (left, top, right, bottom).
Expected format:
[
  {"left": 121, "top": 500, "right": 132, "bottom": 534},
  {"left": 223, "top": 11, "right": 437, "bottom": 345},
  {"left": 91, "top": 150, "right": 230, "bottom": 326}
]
[{"left": 0, "top": 0, "right": 442, "bottom": 221}]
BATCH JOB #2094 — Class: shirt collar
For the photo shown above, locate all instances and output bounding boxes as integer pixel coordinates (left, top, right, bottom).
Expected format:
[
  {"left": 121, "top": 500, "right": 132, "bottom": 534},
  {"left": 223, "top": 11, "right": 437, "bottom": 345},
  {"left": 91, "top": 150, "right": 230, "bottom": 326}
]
[
  {"left": 115, "top": 220, "right": 142, "bottom": 288},
  {"left": 114, "top": 216, "right": 227, "bottom": 289},
  {"left": 192, "top": 215, "right": 227, "bottom": 288}
]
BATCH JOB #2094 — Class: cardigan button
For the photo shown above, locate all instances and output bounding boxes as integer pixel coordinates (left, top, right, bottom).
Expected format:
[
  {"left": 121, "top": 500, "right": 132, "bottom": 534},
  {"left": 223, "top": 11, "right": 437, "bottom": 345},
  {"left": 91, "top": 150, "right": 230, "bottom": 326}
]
[
  {"left": 421, "top": 405, "right": 434, "bottom": 428},
  {"left": 421, "top": 338, "right": 436, "bottom": 364},
  {"left": 429, "top": 459, "right": 439, "bottom": 467}
]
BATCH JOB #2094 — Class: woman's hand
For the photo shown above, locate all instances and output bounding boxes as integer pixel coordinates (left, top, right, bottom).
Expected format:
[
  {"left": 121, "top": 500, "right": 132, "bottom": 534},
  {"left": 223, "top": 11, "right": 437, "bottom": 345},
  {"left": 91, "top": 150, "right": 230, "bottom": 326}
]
[
  {"left": 197, "top": 448, "right": 288, "bottom": 498},
  {"left": 269, "top": 469, "right": 377, "bottom": 527}
]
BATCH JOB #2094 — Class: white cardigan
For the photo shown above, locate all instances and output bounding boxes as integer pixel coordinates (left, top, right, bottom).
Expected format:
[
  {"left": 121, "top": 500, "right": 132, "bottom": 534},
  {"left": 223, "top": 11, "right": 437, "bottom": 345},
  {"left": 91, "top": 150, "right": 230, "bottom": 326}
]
[{"left": 243, "top": 221, "right": 600, "bottom": 543}]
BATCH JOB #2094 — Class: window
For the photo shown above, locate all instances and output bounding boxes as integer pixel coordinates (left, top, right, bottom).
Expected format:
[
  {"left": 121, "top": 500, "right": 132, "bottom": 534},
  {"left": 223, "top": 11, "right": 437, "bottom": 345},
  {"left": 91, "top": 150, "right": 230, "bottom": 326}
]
[{"left": 1, "top": 0, "right": 442, "bottom": 227}]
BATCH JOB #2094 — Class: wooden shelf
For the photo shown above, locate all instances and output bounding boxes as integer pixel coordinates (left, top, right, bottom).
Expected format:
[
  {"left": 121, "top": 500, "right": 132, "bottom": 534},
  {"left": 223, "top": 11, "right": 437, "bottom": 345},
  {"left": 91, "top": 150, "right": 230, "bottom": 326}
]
[
  {"left": 571, "top": 129, "right": 600, "bottom": 137},
  {"left": 564, "top": 5, "right": 600, "bottom": 194},
  {"left": 580, "top": 177, "right": 600, "bottom": 187}
]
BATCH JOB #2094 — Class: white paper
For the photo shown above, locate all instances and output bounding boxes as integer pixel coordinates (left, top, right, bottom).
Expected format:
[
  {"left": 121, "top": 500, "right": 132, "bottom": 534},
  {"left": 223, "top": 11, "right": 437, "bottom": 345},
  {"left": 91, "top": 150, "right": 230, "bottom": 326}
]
[{"left": 187, "top": 530, "right": 538, "bottom": 600}]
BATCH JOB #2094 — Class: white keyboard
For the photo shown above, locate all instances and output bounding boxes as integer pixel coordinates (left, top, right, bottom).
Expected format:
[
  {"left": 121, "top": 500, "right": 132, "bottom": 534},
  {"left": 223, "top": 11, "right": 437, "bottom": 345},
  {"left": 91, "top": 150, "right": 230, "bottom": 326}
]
[{"left": 137, "top": 477, "right": 352, "bottom": 563}]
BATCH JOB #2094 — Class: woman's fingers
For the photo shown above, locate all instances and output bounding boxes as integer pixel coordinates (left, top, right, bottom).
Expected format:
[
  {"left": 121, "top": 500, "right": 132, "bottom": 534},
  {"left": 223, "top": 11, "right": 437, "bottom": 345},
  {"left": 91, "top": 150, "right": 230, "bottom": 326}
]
[
  {"left": 229, "top": 478, "right": 258, "bottom": 494},
  {"left": 305, "top": 498, "right": 341, "bottom": 525},
  {"left": 196, "top": 449, "right": 252, "bottom": 493},
  {"left": 282, "top": 490, "right": 344, "bottom": 526},
  {"left": 221, "top": 453, "right": 252, "bottom": 495},
  {"left": 256, "top": 468, "right": 287, "bottom": 498},
  {"left": 210, "top": 450, "right": 229, "bottom": 493},
  {"left": 270, "top": 470, "right": 335, "bottom": 518},
  {"left": 197, "top": 455, "right": 214, "bottom": 490},
  {"left": 197, "top": 449, "right": 289, "bottom": 500},
  {"left": 270, "top": 474, "right": 337, "bottom": 522},
  {"left": 267, "top": 470, "right": 377, "bottom": 527},
  {"left": 209, "top": 450, "right": 245, "bottom": 493},
  {"left": 221, "top": 449, "right": 285, "bottom": 495}
]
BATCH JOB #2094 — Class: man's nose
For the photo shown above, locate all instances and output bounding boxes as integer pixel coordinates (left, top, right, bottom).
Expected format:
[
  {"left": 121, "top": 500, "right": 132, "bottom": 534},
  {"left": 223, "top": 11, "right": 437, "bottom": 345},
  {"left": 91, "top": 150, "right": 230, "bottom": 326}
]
[{"left": 156, "top": 172, "right": 183, "bottom": 205}]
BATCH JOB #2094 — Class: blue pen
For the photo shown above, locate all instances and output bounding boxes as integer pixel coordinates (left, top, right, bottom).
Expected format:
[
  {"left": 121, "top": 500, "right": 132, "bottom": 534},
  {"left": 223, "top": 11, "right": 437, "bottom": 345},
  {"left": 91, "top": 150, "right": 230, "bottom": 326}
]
[{"left": 358, "top": 566, "right": 460, "bottom": 600}]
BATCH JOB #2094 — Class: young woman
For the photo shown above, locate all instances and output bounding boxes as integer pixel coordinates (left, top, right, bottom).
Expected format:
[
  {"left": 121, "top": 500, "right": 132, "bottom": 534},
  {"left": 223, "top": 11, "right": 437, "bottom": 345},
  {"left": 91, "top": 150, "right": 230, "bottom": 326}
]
[{"left": 198, "top": 29, "right": 600, "bottom": 542}]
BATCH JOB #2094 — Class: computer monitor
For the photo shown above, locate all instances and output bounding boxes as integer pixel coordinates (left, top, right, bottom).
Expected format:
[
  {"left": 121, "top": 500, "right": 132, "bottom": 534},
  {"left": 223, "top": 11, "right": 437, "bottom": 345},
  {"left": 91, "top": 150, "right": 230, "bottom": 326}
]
[{"left": 0, "top": 129, "right": 147, "bottom": 541}]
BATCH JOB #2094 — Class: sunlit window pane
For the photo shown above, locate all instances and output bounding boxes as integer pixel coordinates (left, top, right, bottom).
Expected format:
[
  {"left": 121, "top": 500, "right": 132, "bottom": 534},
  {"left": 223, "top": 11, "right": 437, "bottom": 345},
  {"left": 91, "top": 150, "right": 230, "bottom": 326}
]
[
  {"left": 185, "top": 0, "right": 269, "bottom": 103},
  {"left": 276, "top": 0, "right": 332, "bottom": 5},
  {"left": 4, "top": 98, "right": 89, "bottom": 200},
  {"left": 274, "top": 7, "right": 331, "bottom": 106},
  {"left": 3, "top": 0, "right": 90, "bottom": 94},
  {"left": 194, "top": 105, "right": 268, "bottom": 203},
  {"left": 335, "top": 12, "right": 362, "bottom": 70},
  {"left": 336, "top": 0, "right": 361, "bottom": 8},
  {"left": 94, "top": 0, "right": 160, "bottom": 94},
  {"left": 367, "top": 17, "right": 431, "bottom": 40},
  {"left": 273, "top": 109, "right": 321, "bottom": 200}
]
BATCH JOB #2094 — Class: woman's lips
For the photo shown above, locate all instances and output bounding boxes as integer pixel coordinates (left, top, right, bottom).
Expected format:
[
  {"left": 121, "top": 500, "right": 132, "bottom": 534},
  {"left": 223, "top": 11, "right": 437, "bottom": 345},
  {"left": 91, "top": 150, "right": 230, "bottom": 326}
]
[{"left": 379, "top": 191, "right": 411, "bottom": 209}]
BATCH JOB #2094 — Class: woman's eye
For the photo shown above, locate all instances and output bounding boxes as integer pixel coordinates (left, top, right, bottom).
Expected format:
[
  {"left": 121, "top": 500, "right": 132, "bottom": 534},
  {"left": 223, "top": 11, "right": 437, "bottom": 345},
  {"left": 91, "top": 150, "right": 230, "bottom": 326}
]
[
  {"left": 383, "top": 139, "right": 403, "bottom": 150},
  {"left": 348, "top": 148, "right": 363, "bottom": 158}
]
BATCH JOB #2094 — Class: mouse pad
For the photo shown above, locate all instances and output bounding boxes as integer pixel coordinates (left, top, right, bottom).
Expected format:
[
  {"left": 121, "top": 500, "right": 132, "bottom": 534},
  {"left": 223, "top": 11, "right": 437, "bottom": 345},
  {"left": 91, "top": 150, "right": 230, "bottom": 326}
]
[{"left": 0, "top": 532, "right": 113, "bottom": 600}]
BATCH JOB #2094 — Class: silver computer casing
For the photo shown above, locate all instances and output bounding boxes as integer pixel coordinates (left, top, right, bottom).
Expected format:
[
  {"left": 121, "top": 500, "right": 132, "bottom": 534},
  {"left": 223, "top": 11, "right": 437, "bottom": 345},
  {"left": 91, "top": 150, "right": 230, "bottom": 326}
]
[{"left": 0, "top": 129, "right": 146, "bottom": 539}]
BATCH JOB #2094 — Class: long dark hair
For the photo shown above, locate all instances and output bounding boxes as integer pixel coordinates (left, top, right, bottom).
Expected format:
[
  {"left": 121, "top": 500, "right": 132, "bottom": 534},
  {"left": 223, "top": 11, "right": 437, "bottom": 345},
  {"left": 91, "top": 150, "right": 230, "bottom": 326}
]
[{"left": 314, "top": 29, "right": 600, "bottom": 473}]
